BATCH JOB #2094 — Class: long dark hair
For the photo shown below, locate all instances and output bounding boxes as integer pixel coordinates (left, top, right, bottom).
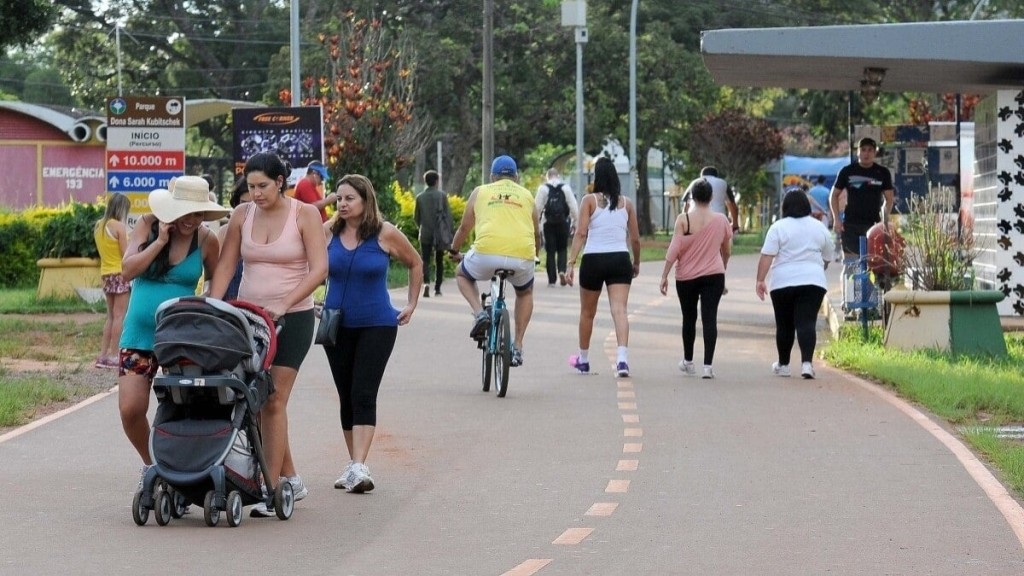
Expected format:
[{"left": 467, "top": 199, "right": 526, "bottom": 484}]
[
  {"left": 781, "top": 188, "right": 812, "bottom": 218},
  {"left": 592, "top": 157, "right": 621, "bottom": 211},
  {"left": 139, "top": 215, "right": 176, "bottom": 279},
  {"left": 329, "top": 174, "right": 384, "bottom": 240}
]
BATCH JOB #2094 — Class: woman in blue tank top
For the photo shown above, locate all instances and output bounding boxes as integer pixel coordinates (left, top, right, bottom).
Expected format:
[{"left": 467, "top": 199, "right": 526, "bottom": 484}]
[
  {"left": 117, "top": 177, "right": 228, "bottom": 484},
  {"left": 322, "top": 174, "right": 422, "bottom": 494}
]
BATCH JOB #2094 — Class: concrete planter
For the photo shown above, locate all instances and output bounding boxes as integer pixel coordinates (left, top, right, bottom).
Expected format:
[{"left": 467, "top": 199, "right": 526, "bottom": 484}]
[
  {"left": 36, "top": 257, "right": 102, "bottom": 300},
  {"left": 882, "top": 289, "right": 1006, "bottom": 356}
]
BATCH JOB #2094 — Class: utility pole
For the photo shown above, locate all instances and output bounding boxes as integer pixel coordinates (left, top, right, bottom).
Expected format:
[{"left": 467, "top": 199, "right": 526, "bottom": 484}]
[
  {"left": 290, "top": 0, "right": 300, "bottom": 106},
  {"left": 482, "top": 0, "right": 495, "bottom": 184},
  {"left": 561, "top": 2, "right": 587, "bottom": 196}
]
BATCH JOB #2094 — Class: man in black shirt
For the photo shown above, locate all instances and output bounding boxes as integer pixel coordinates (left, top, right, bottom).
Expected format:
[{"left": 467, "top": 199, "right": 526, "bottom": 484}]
[{"left": 829, "top": 137, "right": 894, "bottom": 259}]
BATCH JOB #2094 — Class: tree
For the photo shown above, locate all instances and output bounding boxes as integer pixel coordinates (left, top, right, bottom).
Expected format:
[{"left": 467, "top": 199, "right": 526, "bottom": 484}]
[
  {"left": 288, "top": 11, "right": 426, "bottom": 219},
  {"left": 0, "top": 0, "right": 55, "bottom": 51},
  {"left": 688, "top": 108, "right": 785, "bottom": 208}
]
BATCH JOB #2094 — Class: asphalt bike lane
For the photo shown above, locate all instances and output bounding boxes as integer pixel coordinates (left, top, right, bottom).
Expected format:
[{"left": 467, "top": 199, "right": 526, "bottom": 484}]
[{"left": 1, "top": 254, "right": 1022, "bottom": 575}]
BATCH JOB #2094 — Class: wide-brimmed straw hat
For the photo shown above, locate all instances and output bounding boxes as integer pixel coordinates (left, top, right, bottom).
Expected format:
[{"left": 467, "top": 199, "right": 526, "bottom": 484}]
[{"left": 149, "top": 176, "right": 231, "bottom": 223}]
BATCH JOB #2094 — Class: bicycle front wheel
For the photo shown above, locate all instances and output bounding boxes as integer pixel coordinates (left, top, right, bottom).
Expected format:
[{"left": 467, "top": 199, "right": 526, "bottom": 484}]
[
  {"left": 481, "top": 340, "right": 493, "bottom": 392},
  {"left": 493, "top": 308, "right": 511, "bottom": 397}
]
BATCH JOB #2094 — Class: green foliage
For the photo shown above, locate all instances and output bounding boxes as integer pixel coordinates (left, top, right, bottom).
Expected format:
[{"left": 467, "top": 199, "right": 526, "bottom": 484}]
[
  {"left": 688, "top": 108, "right": 785, "bottom": 205},
  {"left": 0, "top": 218, "right": 43, "bottom": 288},
  {"left": 900, "top": 188, "right": 978, "bottom": 291},
  {"left": 0, "top": 0, "right": 55, "bottom": 51},
  {"left": 37, "top": 202, "right": 104, "bottom": 260}
]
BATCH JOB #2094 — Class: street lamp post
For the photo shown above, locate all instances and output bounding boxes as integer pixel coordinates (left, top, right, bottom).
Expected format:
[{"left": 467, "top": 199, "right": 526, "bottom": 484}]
[
  {"left": 561, "top": 1, "right": 587, "bottom": 195},
  {"left": 628, "top": 0, "right": 638, "bottom": 184}
]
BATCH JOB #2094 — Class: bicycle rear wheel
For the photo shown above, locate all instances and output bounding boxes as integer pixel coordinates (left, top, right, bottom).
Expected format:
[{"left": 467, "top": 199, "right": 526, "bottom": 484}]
[{"left": 493, "top": 308, "right": 511, "bottom": 397}]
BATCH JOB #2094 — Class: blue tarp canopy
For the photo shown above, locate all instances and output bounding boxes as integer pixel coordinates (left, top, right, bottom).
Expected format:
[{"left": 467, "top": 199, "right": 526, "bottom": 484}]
[{"left": 781, "top": 155, "right": 848, "bottom": 191}]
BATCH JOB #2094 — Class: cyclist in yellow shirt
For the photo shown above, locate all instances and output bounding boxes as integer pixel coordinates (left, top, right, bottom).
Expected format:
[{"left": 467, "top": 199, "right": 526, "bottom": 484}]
[{"left": 449, "top": 155, "right": 541, "bottom": 367}]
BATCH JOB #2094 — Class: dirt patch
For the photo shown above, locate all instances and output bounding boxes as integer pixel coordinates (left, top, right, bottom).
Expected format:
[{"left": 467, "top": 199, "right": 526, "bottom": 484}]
[{"left": 0, "top": 312, "right": 114, "bottom": 436}]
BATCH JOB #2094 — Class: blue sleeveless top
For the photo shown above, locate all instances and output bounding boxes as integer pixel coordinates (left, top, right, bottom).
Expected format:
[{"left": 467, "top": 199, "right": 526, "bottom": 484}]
[
  {"left": 325, "top": 234, "right": 398, "bottom": 328},
  {"left": 120, "top": 242, "right": 204, "bottom": 351}
]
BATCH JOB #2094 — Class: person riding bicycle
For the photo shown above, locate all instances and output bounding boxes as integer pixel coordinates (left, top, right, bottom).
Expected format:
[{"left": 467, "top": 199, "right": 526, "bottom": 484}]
[{"left": 448, "top": 155, "right": 541, "bottom": 367}]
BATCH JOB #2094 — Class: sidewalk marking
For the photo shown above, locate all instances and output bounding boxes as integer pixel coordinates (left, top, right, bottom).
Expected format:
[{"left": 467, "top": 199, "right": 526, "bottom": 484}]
[
  {"left": 553, "top": 527, "right": 593, "bottom": 545},
  {"left": 617, "top": 459, "right": 639, "bottom": 471},
  {"left": 618, "top": 402, "right": 636, "bottom": 410},
  {"left": 617, "top": 381, "right": 633, "bottom": 388},
  {"left": 605, "top": 479, "right": 630, "bottom": 493},
  {"left": 501, "top": 559, "right": 552, "bottom": 575},
  {"left": 585, "top": 502, "right": 619, "bottom": 516},
  {"left": 621, "top": 414, "right": 639, "bottom": 423},
  {"left": 623, "top": 443, "right": 642, "bottom": 453},
  {"left": 616, "top": 390, "right": 635, "bottom": 399},
  {"left": 0, "top": 386, "right": 117, "bottom": 445},
  {"left": 849, "top": 374, "right": 1024, "bottom": 550},
  {"left": 623, "top": 427, "right": 642, "bottom": 437}
]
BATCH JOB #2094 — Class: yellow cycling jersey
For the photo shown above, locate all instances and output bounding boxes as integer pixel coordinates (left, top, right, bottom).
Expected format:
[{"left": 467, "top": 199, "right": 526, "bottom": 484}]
[{"left": 471, "top": 179, "right": 536, "bottom": 260}]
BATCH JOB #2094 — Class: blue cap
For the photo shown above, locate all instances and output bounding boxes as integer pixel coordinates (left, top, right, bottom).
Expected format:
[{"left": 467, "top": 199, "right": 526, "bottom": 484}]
[
  {"left": 490, "top": 155, "right": 517, "bottom": 177},
  {"left": 308, "top": 161, "right": 329, "bottom": 181}
]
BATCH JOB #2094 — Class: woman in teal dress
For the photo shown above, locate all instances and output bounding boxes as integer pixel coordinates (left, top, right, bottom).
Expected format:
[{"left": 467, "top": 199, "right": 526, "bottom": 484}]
[{"left": 117, "top": 176, "right": 229, "bottom": 481}]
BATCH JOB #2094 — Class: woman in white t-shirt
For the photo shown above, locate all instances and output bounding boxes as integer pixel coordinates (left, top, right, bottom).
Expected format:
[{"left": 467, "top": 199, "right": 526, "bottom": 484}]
[{"left": 755, "top": 188, "right": 834, "bottom": 379}]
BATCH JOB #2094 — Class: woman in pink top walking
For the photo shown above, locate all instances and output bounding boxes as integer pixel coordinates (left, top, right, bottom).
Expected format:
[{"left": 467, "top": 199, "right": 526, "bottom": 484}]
[
  {"left": 210, "top": 152, "right": 328, "bottom": 517},
  {"left": 659, "top": 178, "right": 733, "bottom": 379}
]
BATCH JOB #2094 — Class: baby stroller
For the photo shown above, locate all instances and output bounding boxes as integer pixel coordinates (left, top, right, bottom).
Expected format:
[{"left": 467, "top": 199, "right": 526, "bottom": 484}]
[{"left": 131, "top": 296, "right": 294, "bottom": 527}]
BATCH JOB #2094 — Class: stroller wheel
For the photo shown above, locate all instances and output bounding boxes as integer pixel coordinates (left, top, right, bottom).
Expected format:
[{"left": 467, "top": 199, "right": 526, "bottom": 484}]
[
  {"left": 170, "top": 489, "right": 189, "bottom": 518},
  {"left": 131, "top": 491, "right": 149, "bottom": 526},
  {"left": 226, "top": 491, "right": 243, "bottom": 527},
  {"left": 274, "top": 480, "right": 294, "bottom": 520},
  {"left": 154, "top": 491, "right": 171, "bottom": 526},
  {"left": 203, "top": 490, "right": 220, "bottom": 527}
]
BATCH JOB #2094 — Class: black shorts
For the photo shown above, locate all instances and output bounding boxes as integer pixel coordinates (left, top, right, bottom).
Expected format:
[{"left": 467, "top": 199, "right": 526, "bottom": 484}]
[
  {"left": 578, "top": 252, "right": 633, "bottom": 291},
  {"left": 841, "top": 222, "right": 874, "bottom": 256},
  {"left": 273, "top": 309, "right": 315, "bottom": 370}
]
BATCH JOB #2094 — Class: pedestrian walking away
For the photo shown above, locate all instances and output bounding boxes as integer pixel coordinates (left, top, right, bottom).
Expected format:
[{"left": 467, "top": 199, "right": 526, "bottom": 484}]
[
  {"left": 660, "top": 177, "right": 732, "bottom": 380},
  {"left": 449, "top": 155, "right": 540, "bottom": 368},
  {"left": 756, "top": 188, "right": 834, "bottom": 379},
  {"left": 322, "top": 174, "right": 422, "bottom": 493},
  {"left": 117, "top": 176, "right": 227, "bottom": 487},
  {"left": 535, "top": 167, "right": 579, "bottom": 287},
  {"left": 414, "top": 169, "right": 453, "bottom": 298},
  {"left": 566, "top": 156, "right": 641, "bottom": 378},
  {"left": 93, "top": 192, "right": 132, "bottom": 369},
  {"left": 209, "top": 152, "right": 329, "bottom": 516}
]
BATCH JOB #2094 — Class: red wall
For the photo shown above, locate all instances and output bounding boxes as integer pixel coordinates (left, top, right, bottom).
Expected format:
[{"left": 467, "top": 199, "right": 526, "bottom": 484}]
[{"left": 0, "top": 109, "right": 107, "bottom": 209}]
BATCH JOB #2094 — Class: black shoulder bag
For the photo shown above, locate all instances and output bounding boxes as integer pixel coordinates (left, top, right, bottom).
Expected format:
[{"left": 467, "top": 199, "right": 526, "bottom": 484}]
[{"left": 315, "top": 240, "right": 361, "bottom": 347}]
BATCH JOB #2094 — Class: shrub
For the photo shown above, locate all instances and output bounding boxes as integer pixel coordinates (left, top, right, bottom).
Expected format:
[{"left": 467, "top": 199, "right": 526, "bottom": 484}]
[
  {"left": 0, "top": 216, "right": 43, "bottom": 288},
  {"left": 37, "top": 201, "right": 104, "bottom": 260}
]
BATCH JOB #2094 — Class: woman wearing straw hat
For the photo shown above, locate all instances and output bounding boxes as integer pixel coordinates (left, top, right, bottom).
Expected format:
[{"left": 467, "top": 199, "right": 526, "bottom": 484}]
[
  {"left": 210, "top": 152, "right": 328, "bottom": 517},
  {"left": 118, "top": 175, "right": 229, "bottom": 485}
]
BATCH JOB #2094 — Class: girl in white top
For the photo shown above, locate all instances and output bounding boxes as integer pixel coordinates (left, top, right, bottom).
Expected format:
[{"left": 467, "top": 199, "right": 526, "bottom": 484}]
[
  {"left": 755, "top": 188, "right": 834, "bottom": 379},
  {"left": 565, "top": 157, "right": 641, "bottom": 377}
]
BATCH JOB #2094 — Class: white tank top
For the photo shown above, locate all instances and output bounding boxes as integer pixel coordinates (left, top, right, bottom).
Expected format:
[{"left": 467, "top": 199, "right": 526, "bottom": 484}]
[{"left": 583, "top": 196, "right": 629, "bottom": 254}]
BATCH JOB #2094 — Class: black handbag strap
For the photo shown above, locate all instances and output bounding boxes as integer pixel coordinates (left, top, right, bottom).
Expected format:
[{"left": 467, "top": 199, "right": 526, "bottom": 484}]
[{"left": 336, "top": 237, "right": 362, "bottom": 310}]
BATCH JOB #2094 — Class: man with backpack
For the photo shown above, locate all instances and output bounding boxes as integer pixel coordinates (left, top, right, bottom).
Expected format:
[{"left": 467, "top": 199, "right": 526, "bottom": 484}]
[
  {"left": 414, "top": 170, "right": 454, "bottom": 298},
  {"left": 535, "top": 168, "right": 579, "bottom": 286}
]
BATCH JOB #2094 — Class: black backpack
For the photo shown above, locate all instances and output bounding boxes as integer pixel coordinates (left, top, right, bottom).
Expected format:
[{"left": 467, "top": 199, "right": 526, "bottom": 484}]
[{"left": 543, "top": 183, "right": 569, "bottom": 224}]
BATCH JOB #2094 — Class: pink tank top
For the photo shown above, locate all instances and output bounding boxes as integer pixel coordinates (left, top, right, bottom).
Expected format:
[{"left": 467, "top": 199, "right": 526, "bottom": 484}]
[{"left": 238, "top": 198, "right": 314, "bottom": 312}]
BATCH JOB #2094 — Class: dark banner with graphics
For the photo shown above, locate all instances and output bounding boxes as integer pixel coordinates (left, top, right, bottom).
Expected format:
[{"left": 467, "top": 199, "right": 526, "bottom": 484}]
[{"left": 231, "top": 106, "right": 324, "bottom": 176}]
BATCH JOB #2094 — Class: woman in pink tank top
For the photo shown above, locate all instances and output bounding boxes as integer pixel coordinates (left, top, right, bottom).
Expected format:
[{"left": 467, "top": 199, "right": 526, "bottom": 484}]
[{"left": 210, "top": 152, "right": 328, "bottom": 517}]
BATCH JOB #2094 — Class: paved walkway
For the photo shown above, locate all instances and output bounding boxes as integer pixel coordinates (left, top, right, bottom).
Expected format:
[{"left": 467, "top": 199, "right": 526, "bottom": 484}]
[{"left": 1, "top": 253, "right": 1022, "bottom": 575}]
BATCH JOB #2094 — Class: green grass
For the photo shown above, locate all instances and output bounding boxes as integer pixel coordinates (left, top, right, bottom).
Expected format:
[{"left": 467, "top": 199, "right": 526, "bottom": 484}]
[
  {"left": 0, "top": 317, "right": 103, "bottom": 362},
  {"left": 824, "top": 327, "right": 1024, "bottom": 494},
  {"left": 0, "top": 374, "right": 78, "bottom": 427},
  {"left": 0, "top": 288, "right": 106, "bottom": 314}
]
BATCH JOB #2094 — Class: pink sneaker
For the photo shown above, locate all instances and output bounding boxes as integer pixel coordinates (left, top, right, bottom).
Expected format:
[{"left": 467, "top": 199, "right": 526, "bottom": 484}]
[{"left": 568, "top": 354, "right": 590, "bottom": 374}]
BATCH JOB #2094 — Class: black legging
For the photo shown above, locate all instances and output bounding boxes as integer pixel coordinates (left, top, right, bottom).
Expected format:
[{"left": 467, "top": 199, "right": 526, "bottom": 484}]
[
  {"left": 769, "top": 285, "right": 827, "bottom": 365},
  {"left": 543, "top": 221, "right": 570, "bottom": 284},
  {"left": 674, "top": 274, "right": 725, "bottom": 366},
  {"left": 324, "top": 326, "right": 397, "bottom": 429}
]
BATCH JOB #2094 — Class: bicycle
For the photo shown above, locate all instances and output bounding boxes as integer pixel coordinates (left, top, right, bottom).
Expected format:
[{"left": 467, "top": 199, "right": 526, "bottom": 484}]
[{"left": 477, "top": 269, "right": 513, "bottom": 398}]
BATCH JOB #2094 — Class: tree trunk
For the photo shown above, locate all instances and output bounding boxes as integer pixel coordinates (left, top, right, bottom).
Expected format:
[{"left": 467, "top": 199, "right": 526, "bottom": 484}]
[{"left": 635, "top": 152, "right": 654, "bottom": 236}]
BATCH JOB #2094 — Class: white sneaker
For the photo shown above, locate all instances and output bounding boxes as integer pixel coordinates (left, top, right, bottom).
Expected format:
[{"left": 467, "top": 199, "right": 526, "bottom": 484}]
[
  {"left": 772, "top": 362, "right": 791, "bottom": 377},
  {"left": 801, "top": 362, "right": 815, "bottom": 379},
  {"left": 137, "top": 464, "right": 154, "bottom": 492},
  {"left": 347, "top": 462, "right": 375, "bottom": 493},
  {"left": 286, "top": 476, "right": 308, "bottom": 501},
  {"left": 334, "top": 460, "right": 354, "bottom": 490},
  {"left": 678, "top": 360, "right": 696, "bottom": 375},
  {"left": 250, "top": 501, "right": 274, "bottom": 517},
  {"left": 701, "top": 365, "right": 714, "bottom": 379}
]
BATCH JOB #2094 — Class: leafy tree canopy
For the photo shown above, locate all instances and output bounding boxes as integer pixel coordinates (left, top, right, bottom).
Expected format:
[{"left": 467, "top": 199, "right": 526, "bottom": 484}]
[{"left": 0, "top": 0, "right": 55, "bottom": 51}]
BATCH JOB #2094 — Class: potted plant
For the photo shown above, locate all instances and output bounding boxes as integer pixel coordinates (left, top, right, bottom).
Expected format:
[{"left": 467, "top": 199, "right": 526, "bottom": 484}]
[
  {"left": 36, "top": 201, "right": 105, "bottom": 300},
  {"left": 881, "top": 188, "right": 1006, "bottom": 356}
]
